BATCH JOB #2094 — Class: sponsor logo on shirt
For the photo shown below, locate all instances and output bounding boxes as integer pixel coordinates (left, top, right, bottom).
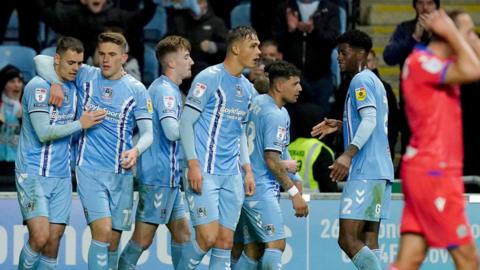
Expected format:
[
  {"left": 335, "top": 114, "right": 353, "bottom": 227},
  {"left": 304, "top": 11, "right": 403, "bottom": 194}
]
[
  {"left": 193, "top": 83, "right": 207, "bottom": 98},
  {"left": 421, "top": 57, "right": 443, "bottom": 74},
  {"left": 355, "top": 86, "right": 367, "bottom": 101},
  {"left": 35, "top": 88, "right": 47, "bottom": 103},
  {"left": 163, "top": 96, "right": 175, "bottom": 110}
]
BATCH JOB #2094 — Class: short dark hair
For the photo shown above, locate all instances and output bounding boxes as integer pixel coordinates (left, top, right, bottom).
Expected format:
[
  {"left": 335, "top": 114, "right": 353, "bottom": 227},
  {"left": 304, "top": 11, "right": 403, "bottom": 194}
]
[
  {"left": 56, "top": 36, "right": 84, "bottom": 55},
  {"left": 226, "top": 26, "right": 258, "bottom": 49},
  {"left": 260, "top": 40, "right": 279, "bottom": 49},
  {"left": 155, "top": 35, "right": 191, "bottom": 62},
  {"left": 265, "top": 60, "right": 301, "bottom": 84},
  {"left": 336, "top": 30, "right": 373, "bottom": 53},
  {"left": 98, "top": 32, "right": 128, "bottom": 53}
]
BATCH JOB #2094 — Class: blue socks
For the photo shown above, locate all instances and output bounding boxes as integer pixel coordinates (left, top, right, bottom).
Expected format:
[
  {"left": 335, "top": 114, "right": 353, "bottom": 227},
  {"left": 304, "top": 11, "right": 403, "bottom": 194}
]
[
  {"left": 18, "top": 242, "right": 40, "bottom": 270},
  {"left": 261, "top": 248, "right": 282, "bottom": 270},
  {"left": 108, "top": 250, "right": 119, "bottom": 270},
  {"left": 118, "top": 240, "right": 144, "bottom": 270},
  {"left": 352, "top": 246, "right": 382, "bottom": 270},
  {"left": 171, "top": 241, "right": 190, "bottom": 269},
  {"left": 232, "top": 252, "right": 258, "bottom": 270},
  {"left": 36, "top": 255, "right": 57, "bottom": 270},
  {"left": 88, "top": 240, "right": 109, "bottom": 270},
  {"left": 210, "top": 248, "right": 231, "bottom": 270},
  {"left": 176, "top": 240, "right": 206, "bottom": 270}
]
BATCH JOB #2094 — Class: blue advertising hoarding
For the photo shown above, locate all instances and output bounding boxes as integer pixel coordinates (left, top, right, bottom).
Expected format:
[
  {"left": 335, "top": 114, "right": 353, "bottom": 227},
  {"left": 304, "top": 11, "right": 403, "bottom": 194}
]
[{"left": 1, "top": 193, "right": 479, "bottom": 269}]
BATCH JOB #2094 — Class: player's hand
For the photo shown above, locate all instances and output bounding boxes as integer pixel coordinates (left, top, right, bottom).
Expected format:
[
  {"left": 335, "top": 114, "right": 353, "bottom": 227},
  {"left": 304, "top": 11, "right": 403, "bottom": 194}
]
[
  {"left": 424, "top": 10, "right": 457, "bottom": 40},
  {"left": 187, "top": 160, "right": 203, "bottom": 194},
  {"left": 329, "top": 153, "right": 352, "bottom": 182},
  {"left": 244, "top": 170, "right": 255, "bottom": 196},
  {"left": 281, "top": 159, "right": 298, "bottom": 173},
  {"left": 311, "top": 118, "right": 341, "bottom": 139},
  {"left": 79, "top": 109, "right": 106, "bottom": 129},
  {"left": 291, "top": 193, "right": 309, "bottom": 217},
  {"left": 48, "top": 83, "right": 64, "bottom": 107},
  {"left": 120, "top": 147, "right": 139, "bottom": 169}
]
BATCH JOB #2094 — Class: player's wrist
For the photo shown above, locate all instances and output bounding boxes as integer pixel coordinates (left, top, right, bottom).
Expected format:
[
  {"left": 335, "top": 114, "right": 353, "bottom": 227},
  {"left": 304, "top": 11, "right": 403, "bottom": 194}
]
[
  {"left": 287, "top": 185, "right": 299, "bottom": 197},
  {"left": 187, "top": 159, "right": 200, "bottom": 168}
]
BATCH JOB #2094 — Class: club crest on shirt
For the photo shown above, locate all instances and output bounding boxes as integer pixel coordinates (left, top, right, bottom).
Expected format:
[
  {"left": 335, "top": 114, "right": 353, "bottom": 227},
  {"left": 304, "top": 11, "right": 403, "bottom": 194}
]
[
  {"left": 235, "top": 84, "right": 243, "bottom": 97},
  {"left": 355, "top": 86, "right": 367, "bottom": 101},
  {"left": 147, "top": 98, "right": 153, "bottom": 113},
  {"left": 35, "top": 88, "right": 47, "bottom": 102},
  {"left": 197, "top": 207, "right": 208, "bottom": 218},
  {"left": 102, "top": 87, "right": 113, "bottom": 99},
  {"left": 163, "top": 96, "right": 175, "bottom": 110},
  {"left": 193, "top": 83, "right": 207, "bottom": 97},
  {"left": 276, "top": 126, "right": 286, "bottom": 142}
]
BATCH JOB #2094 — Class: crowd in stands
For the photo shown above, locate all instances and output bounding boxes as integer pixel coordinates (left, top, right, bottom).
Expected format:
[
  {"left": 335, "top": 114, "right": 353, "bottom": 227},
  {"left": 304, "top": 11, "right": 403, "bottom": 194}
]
[{"left": 0, "top": 0, "right": 479, "bottom": 192}]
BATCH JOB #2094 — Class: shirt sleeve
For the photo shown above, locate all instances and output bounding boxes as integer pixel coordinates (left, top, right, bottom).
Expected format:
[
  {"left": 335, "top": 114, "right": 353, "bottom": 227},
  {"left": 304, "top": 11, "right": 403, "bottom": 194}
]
[
  {"left": 26, "top": 81, "right": 50, "bottom": 114},
  {"left": 184, "top": 70, "right": 216, "bottom": 112},
  {"left": 263, "top": 111, "right": 287, "bottom": 153},
  {"left": 156, "top": 84, "right": 180, "bottom": 121},
  {"left": 133, "top": 81, "right": 153, "bottom": 121},
  {"left": 350, "top": 75, "right": 377, "bottom": 111},
  {"left": 406, "top": 53, "right": 451, "bottom": 86}
]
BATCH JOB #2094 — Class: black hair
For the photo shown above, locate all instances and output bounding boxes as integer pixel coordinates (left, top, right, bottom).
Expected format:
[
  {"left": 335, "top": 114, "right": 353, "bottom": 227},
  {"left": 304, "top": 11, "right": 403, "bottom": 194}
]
[
  {"left": 265, "top": 60, "right": 301, "bottom": 84},
  {"left": 56, "top": 36, "right": 84, "bottom": 55},
  {"left": 336, "top": 29, "right": 373, "bottom": 53}
]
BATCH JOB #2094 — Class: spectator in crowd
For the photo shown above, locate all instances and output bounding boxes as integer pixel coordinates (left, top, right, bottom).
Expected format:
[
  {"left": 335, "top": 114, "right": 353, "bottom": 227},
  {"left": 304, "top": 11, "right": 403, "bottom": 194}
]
[
  {"left": 168, "top": 0, "right": 229, "bottom": 76},
  {"left": 208, "top": 0, "right": 236, "bottom": 28},
  {"left": 273, "top": 0, "right": 340, "bottom": 112},
  {"left": 0, "top": 0, "right": 41, "bottom": 51},
  {"left": 383, "top": 0, "right": 439, "bottom": 167},
  {"left": 367, "top": 50, "right": 400, "bottom": 161},
  {"left": 0, "top": 65, "right": 24, "bottom": 176},
  {"left": 260, "top": 40, "right": 283, "bottom": 61},
  {"left": 37, "top": 0, "right": 156, "bottom": 73}
]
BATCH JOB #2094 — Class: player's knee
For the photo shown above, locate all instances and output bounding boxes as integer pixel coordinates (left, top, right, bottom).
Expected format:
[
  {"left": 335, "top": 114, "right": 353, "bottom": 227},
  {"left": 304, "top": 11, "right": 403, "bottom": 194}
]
[
  {"left": 172, "top": 229, "right": 191, "bottom": 244},
  {"left": 197, "top": 232, "right": 218, "bottom": 250},
  {"left": 30, "top": 230, "right": 50, "bottom": 250}
]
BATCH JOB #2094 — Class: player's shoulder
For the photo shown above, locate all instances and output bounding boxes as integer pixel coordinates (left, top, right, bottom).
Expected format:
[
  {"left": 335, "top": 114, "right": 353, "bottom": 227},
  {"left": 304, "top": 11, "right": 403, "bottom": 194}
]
[
  {"left": 25, "top": 76, "right": 49, "bottom": 94},
  {"left": 404, "top": 46, "right": 446, "bottom": 77},
  {"left": 194, "top": 64, "right": 223, "bottom": 85},
  {"left": 123, "top": 74, "right": 147, "bottom": 92},
  {"left": 149, "top": 76, "right": 177, "bottom": 96},
  {"left": 351, "top": 70, "right": 376, "bottom": 89}
]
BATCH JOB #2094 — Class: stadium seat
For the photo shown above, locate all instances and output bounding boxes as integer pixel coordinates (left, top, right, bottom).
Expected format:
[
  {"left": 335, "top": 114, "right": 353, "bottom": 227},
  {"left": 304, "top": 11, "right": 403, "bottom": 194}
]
[
  {"left": 40, "top": 46, "right": 56, "bottom": 56},
  {"left": 143, "top": 44, "right": 159, "bottom": 86},
  {"left": 144, "top": 6, "right": 167, "bottom": 45},
  {"left": 230, "top": 3, "right": 251, "bottom": 28},
  {"left": 0, "top": 45, "right": 36, "bottom": 81}
]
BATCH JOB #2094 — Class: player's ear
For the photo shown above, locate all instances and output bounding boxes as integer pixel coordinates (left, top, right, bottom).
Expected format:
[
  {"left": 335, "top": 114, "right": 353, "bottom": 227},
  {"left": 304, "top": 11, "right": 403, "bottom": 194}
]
[
  {"left": 231, "top": 42, "right": 240, "bottom": 56},
  {"left": 54, "top": 53, "right": 61, "bottom": 66},
  {"left": 121, "top": 53, "right": 129, "bottom": 65}
]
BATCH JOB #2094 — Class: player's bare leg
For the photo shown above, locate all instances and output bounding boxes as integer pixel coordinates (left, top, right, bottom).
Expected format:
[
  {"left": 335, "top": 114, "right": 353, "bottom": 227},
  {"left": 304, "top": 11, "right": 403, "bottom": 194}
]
[
  {"left": 392, "top": 233, "right": 428, "bottom": 270},
  {"left": 449, "top": 243, "right": 479, "bottom": 270}
]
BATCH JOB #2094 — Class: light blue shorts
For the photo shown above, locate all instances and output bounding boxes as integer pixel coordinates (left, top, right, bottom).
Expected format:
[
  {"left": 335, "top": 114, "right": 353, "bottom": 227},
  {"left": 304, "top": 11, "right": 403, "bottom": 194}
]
[
  {"left": 76, "top": 166, "right": 133, "bottom": 231},
  {"left": 339, "top": 180, "right": 391, "bottom": 222},
  {"left": 184, "top": 172, "right": 244, "bottom": 231},
  {"left": 15, "top": 172, "right": 72, "bottom": 224},
  {"left": 135, "top": 184, "right": 187, "bottom": 225},
  {"left": 236, "top": 197, "right": 286, "bottom": 244}
]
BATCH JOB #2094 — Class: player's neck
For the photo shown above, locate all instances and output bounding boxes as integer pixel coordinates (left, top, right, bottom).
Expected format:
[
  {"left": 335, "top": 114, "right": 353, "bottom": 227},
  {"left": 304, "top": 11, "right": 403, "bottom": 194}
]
[
  {"left": 164, "top": 70, "right": 182, "bottom": 85},
  {"left": 223, "top": 57, "right": 244, "bottom": 77},
  {"left": 428, "top": 41, "right": 453, "bottom": 58},
  {"left": 268, "top": 91, "right": 285, "bottom": 108},
  {"left": 352, "top": 62, "right": 368, "bottom": 76}
]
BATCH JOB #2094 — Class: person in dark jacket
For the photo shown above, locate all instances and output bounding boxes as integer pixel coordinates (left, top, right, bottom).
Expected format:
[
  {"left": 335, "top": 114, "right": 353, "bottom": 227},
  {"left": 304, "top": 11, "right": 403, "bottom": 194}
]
[
  {"left": 273, "top": 0, "right": 340, "bottom": 115},
  {"left": 38, "top": 0, "right": 156, "bottom": 71},
  {"left": 168, "top": 0, "right": 228, "bottom": 76},
  {"left": 383, "top": 0, "right": 439, "bottom": 167}
]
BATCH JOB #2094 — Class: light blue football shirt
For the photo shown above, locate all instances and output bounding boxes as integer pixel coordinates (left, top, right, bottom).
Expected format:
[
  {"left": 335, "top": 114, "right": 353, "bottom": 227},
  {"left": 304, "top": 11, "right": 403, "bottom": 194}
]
[
  {"left": 137, "top": 75, "right": 183, "bottom": 187},
  {"left": 343, "top": 69, "right": 393, "bottom": 181},
  {"left": 16, "top": 76, "right": 77, "bottom": 177},
  {"left": 246, "top": 94, "right": 290, "bottom": 201},
  {"left": 184, "top": 64, "right": 253, "bottom": 175},
  {"left": 75, "top": 65, "right": 152, "bottom": 174}
]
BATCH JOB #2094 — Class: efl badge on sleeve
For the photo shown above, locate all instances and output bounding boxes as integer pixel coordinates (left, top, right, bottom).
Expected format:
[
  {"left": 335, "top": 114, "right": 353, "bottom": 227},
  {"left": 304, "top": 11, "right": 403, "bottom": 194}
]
[
  {"left": 163, "top": 96, "right": 175, "bottom": 110},
  {"left": 193, "top": 83, "right": 207, "bottom": 98},
  {"left": 355, "top": 86, "right": 367, "bottom": 101},
  {"left": 276, "top": 126, "right": 286, "bottom": 141},
  {"left": 147, "top": 98, "right": 153, "bottom": 113},
  {"left": 35, "top": 88, "right": 47, "bottom": 102}
]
